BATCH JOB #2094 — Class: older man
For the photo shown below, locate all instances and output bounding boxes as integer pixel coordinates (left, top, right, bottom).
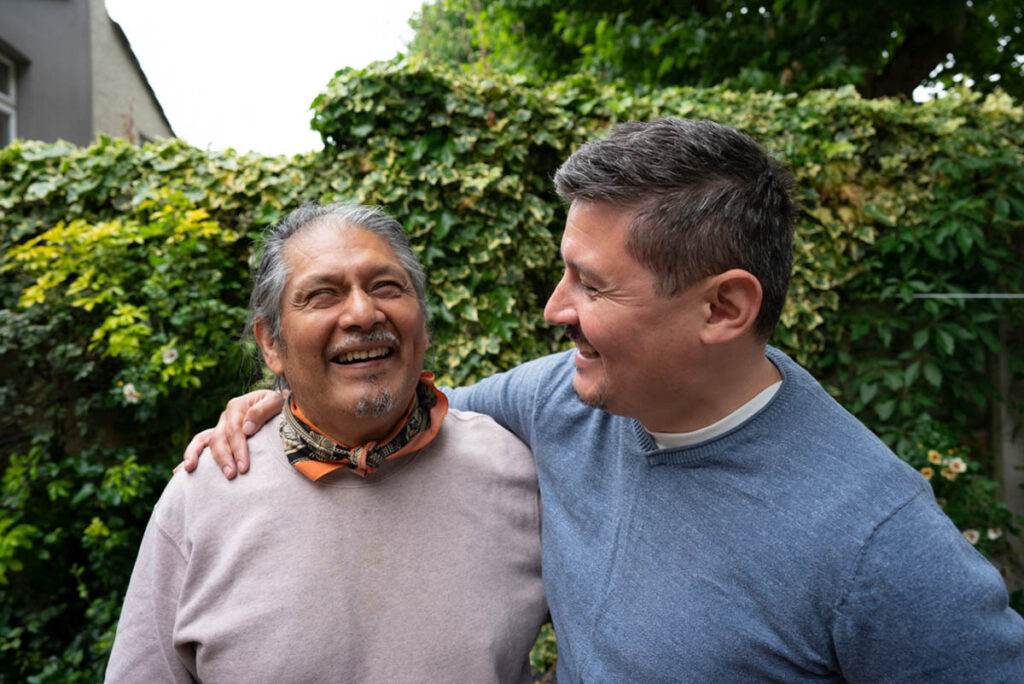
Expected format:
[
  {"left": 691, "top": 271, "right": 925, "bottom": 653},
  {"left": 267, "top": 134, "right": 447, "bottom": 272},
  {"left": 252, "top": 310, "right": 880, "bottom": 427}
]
[
  {"left": 188, "top": 120, "right": 1024, "bottom": 681},
  {"left": 107, "top": 204, "right": 546, "bottom": 683}
]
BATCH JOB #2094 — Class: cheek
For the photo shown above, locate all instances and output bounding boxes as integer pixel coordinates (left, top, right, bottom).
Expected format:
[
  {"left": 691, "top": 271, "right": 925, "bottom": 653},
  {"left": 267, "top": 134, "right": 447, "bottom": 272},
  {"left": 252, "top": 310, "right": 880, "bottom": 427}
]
[
  {"left": 390, "top": 305, "right": 427, "bottom": 347},
  {"left": 282, "top": 312, "right": 336, "bottom": 349},
  {"left": 576, "top": 304, "right": 617, "bottom": 341}
]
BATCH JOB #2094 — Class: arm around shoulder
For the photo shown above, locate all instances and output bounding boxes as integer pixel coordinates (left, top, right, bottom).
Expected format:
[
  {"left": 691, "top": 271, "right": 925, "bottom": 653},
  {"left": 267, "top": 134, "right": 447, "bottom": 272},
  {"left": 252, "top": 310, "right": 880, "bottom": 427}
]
[
  {"left": 444, "top": 352, "right": 570, "bottom": 444},
  {"left": 180, "top": 389, "right": 283, "bottom": 479}
]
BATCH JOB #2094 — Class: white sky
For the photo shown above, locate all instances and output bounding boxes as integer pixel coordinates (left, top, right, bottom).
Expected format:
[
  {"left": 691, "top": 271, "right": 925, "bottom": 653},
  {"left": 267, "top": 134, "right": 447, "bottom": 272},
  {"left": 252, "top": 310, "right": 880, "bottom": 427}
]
[{"left": 105, "top": 0, "right": 427, "bottom": 156}]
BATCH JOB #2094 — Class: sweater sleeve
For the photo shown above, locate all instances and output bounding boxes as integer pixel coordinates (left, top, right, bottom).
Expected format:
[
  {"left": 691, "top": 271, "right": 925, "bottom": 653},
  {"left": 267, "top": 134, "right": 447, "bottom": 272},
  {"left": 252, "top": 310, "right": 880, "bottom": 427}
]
[
  {"left": 105, "top": 481, "right": 194, "bottom": 683},
  {"left": 444, "top": 354, "right": 567, "bottom": 447},
  {"left": 832, "top": 489, "right": 1024, "bottom": 682}
]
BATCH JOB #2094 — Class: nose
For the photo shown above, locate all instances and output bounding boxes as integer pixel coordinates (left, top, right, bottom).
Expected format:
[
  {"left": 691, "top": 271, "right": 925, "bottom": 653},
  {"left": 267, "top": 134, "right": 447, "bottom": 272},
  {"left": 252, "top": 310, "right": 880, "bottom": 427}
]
[
  {"left": 544, "top": 272, "right": 578, "bottom": 326},
  {"left": 338, "top": 288, "right": 384, "bottom": 330}
]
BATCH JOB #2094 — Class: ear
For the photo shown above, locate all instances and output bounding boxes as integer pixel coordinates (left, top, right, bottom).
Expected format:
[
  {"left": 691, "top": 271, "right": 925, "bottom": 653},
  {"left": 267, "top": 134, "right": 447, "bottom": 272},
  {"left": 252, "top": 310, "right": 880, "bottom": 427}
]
[
  {"left": 254, "top": 319, "right": 286, "bottom": 376},
  {"left": 699, "top": 269, "right": 762, "bottom": 345}
]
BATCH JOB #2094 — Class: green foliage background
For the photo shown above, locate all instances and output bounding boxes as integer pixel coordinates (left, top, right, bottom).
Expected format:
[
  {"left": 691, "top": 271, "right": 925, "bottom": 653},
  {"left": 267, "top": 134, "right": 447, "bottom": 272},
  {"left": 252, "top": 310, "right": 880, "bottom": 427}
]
[
  {"left": 408, "top": 0, "right": 1024, "bottom": 100},
  {"left": 1, "top": 61, "right": 1023, "bottom": 679}
]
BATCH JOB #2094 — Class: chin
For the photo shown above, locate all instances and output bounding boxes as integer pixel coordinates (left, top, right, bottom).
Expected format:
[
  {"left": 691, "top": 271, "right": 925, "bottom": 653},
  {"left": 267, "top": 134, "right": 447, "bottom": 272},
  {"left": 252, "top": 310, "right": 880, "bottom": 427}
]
[
  {"left": 572, "top": 376, "right": 608, "bottom": 411},
  {"left": 355, "top": 387, "right": 397, "bottom": 417}
]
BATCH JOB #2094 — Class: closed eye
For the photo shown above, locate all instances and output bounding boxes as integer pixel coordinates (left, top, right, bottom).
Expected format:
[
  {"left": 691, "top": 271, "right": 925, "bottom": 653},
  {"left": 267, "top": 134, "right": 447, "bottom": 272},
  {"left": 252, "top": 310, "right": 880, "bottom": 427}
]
[
  {"left": 373, "top": 280, "right": 407, "bottom": 296},
  {"left": 307, "top": 289, "right": 338, "bottom": 307}
]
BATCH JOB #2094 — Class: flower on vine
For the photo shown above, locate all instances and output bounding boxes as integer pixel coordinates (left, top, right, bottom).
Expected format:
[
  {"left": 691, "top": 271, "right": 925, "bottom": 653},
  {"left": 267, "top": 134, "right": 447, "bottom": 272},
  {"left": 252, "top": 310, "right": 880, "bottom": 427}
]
[
  {"left": 948, "top": 457, "right": 967, "bottom": 474},
  {"left": 987, "top": 528, "right": 1003, "bottom": 541},
  {"left": 927, "top": 449, "right": 942, "bottom": 464},
  {"left": 962, "top": 529, "right": 980, "bottom": 545},
  {"left": 940, "top": 468, "right": 956, "bottom": 481},
  {"left": 919, "top": 467, "right": 934, "bottom": 481},
  {"left": 162, "top": 347, "right": 179, "bottom": 364},
  {"left": 122, "top": 383, "right": 141, "bottom": 404}
]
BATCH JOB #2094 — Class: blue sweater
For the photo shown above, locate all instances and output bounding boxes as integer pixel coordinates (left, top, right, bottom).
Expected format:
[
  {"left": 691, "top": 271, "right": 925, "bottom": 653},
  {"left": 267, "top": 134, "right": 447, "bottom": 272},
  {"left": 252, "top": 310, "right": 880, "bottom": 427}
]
[{"left": 447, "top": 347, "right": 1024, "bottom": 682}]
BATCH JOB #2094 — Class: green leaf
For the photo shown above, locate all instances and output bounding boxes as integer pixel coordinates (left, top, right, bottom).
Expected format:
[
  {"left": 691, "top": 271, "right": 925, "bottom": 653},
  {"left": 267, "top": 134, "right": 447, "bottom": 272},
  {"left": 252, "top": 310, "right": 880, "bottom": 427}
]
[
  {"left": 904, "top": 361, "right": 920, "bottom": 386},
  {"left": 874, "top": 400, "right": 896, "bottom": 421},
  {"left": 923, "top": 362, "right": 942, "bottom": 388},
  {"left": 883, "top": 370, "right": 904, "bottom": 391},
  {"left": 351, "top": 123, "right": 374, "bottom": 138},
  {"left": 935, "top": 329, "right": 955, "bottom": 356},
  {"left": 912, "top": 329, "right": 929, "bottom": 350}
]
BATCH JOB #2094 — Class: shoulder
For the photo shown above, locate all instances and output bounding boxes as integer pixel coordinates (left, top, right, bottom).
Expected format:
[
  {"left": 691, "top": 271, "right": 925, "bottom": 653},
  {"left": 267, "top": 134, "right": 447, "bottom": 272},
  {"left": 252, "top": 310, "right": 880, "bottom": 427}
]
[
  {"left": 757, "top": 347, "right": 935, "bottom": 527},
  {"left": 440, "top": 408, "right": 532, "bottom": 454},
  {"left": 764, "top": 346, "right": 911, "bottom": 473},
  {"left": 160, "top": 416, "right": 290, "bottom": 512},
  {"left": 152, "top": 416, "right": 300, "bottom": 547},
  {"left": 430, "top": 408, "right": 537, "bottom": 478}
]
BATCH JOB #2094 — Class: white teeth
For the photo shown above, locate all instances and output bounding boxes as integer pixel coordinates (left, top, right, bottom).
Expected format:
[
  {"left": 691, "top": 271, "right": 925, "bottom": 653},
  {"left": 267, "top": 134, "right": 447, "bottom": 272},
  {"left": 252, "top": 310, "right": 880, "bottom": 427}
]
[{"left": 335, "top": 347, "right": 390, "bottom": 363}]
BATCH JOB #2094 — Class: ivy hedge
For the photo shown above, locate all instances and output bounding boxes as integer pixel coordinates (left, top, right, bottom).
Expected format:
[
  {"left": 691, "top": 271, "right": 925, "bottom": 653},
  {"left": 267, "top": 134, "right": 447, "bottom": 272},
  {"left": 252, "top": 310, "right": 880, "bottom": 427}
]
[{"left": 1, "top": 60, "right": 1022, "bottom": 680}]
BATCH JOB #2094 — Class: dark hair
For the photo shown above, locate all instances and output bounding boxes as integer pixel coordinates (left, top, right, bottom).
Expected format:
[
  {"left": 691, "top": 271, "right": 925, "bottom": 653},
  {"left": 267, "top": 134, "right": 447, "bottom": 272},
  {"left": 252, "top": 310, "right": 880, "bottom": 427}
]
[
  {"left": 248, "top": 202, "right": 428, "bottom": 347},
  {"left": 554, "top": 118, "right": 795, "bottom": 340}
]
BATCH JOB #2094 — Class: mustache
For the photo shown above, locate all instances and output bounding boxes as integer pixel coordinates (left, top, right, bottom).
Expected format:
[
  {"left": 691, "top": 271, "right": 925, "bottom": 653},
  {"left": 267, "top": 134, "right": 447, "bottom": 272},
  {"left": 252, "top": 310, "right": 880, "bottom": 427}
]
[
  {"left": 565, "top": 324, "right": 591, "bottom": 347},
  {"left": 327, "top": 329, "right": 400, "bottom": 356}
]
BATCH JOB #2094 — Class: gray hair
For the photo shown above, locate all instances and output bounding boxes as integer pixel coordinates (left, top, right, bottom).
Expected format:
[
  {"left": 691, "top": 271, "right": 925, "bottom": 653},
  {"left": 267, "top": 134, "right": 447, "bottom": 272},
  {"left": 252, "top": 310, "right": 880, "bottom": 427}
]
[
  {"left": 248, "top": 202, "right": 429, "bottom": 351},
  {"left": 554, "top": 118, "right": 796, "bottom": 340}
]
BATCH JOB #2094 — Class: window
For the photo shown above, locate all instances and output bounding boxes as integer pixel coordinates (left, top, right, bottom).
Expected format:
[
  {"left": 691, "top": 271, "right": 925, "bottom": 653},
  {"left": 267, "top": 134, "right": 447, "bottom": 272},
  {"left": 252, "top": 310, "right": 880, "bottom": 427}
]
[{"left": 0, "top": 52, "right": 16, "bottom": 147}]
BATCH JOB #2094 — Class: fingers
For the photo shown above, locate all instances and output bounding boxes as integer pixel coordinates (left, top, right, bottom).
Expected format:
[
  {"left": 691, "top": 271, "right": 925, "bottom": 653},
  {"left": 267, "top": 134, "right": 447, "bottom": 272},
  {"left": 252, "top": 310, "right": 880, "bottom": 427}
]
[
  {"left": 177, "top": 390, "right": 285, "bottom": 480},
  {"left": 209, "top": 406, "right": 243, "bottom": 479},
  {"left": 180, "top": 428, "right": 216, "bottom": 473},
  {"left": 213, "top": 390, "right": 283, "bottom": 478},
  {"left": 242, "top": 391, "right": 286, "bottom": 437}
]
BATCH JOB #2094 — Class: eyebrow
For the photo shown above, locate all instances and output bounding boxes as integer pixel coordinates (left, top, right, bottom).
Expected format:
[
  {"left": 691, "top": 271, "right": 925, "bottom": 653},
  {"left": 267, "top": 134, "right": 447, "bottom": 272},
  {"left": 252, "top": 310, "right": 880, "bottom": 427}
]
[{"left": 564, "top": 256, "right": 606, "bottom": 287}]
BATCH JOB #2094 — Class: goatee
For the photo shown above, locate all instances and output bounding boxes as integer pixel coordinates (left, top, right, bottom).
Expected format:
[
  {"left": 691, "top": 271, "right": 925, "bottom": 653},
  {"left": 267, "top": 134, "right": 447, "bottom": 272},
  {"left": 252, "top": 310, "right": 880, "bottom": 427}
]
[{"left": 355, "top": 385, "right": 397, "bottom": 417}]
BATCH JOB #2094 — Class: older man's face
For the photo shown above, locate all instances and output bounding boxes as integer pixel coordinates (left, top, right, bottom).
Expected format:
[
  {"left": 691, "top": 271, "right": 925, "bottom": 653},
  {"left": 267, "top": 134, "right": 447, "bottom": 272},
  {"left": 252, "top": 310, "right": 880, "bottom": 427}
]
[{"left": 257, "top": 221, "right": 427, "bottom": 445}]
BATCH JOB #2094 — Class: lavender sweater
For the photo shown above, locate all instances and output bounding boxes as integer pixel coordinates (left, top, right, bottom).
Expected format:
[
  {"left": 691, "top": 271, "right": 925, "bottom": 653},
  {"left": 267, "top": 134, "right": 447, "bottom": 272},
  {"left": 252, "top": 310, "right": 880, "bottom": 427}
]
[
  {"left": 447, "top": 347, "right": 1024, "bottom": 682},
  {"left": 106, "top": 409, "right": 546, "bottom": 683}
]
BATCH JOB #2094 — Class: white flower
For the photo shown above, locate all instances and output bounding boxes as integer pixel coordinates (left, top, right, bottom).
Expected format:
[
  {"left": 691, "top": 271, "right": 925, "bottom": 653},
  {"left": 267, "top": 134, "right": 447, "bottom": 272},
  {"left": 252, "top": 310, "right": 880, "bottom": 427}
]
[
  {"left": 122, "top": 383, "right": 141, "bottom": 404},
  {"left": 162, "top": 347, "right": 179, "bottom": 364},
  {"left": 962, "top": 529, "right": 980, "bottom": 545},
  {"left": 948, "top": 457, "right": 967, "bottom": 474},
  {"left": 987, "top": 528, "right": 1003, "bottom": 541}
]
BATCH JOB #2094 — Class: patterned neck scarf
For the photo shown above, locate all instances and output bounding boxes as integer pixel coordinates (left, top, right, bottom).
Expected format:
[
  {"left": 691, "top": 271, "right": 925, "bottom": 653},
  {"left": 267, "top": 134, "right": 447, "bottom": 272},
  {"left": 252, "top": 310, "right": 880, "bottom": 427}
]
[{"left": 280, "top": 371, "right": 448, "bottom": 481}]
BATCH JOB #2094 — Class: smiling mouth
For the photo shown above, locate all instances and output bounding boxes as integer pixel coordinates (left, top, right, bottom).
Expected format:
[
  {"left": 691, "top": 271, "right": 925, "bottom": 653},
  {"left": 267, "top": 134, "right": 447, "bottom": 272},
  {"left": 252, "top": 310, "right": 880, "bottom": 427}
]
[
  {"left": 566, "top": 325, "right": 599, "bottom": 359},
  {"left": 331, "top": 347, "right": 394, "bottom": 365}
]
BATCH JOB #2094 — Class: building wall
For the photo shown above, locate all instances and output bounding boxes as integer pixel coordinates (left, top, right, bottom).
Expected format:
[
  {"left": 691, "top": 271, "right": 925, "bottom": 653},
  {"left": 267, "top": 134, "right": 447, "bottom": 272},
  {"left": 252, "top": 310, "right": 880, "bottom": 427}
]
[
  {"left": 90, "top": 0, "right": 172, "bottom": 143},
  {"left": 0, "top": 0, "right": 94, "bottom": 146}
]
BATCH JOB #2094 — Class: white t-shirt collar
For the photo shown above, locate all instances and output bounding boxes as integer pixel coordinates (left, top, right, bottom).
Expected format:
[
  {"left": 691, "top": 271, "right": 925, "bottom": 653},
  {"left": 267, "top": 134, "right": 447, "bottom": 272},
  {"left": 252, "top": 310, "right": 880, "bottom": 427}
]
[{"left": 648, "top": 381, "right": 782, "bottom": 450}]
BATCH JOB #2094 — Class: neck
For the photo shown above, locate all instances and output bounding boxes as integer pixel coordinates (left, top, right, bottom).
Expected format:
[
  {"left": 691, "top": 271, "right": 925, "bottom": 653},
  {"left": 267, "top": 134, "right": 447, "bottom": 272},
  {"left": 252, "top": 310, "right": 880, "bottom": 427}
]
[
  {"left": 639, "top": 341, "right": 780, "bottom": 434},
  {"left": 291, "top": 393, "right": 415, "bottom": 447}
]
